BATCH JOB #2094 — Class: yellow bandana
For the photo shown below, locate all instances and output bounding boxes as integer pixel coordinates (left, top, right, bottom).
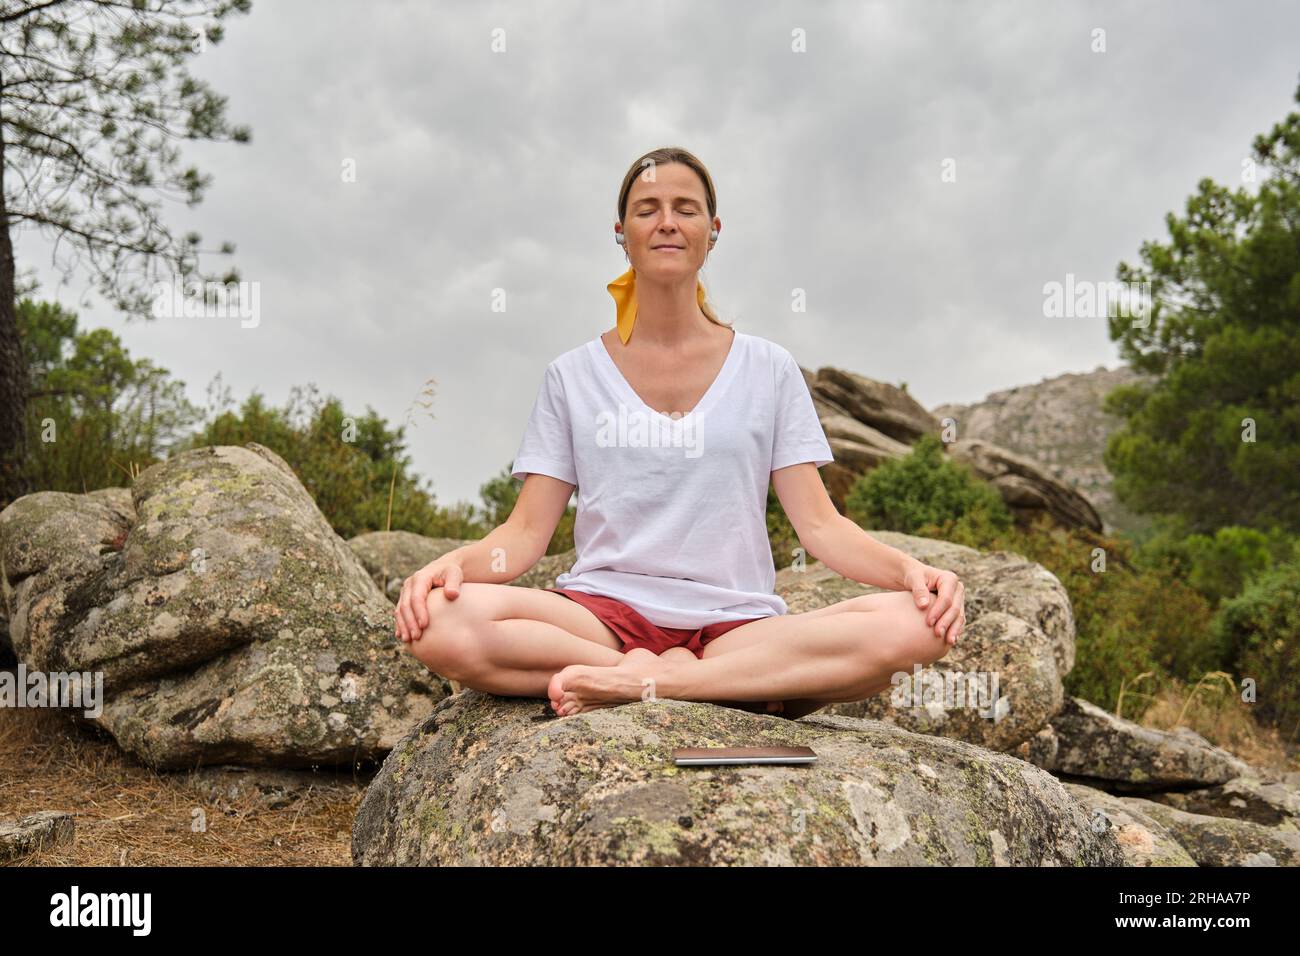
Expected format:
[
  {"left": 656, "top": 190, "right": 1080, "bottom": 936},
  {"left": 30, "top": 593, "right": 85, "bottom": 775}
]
[{"left": 607, "top": 267, "right": 708, "bottom": 345}]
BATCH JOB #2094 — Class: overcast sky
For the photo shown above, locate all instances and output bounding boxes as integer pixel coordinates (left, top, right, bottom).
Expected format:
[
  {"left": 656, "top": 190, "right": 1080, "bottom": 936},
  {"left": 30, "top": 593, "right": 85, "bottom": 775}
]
[{"left": 16, "top": 0, "right": 1300, "bottom": 508}]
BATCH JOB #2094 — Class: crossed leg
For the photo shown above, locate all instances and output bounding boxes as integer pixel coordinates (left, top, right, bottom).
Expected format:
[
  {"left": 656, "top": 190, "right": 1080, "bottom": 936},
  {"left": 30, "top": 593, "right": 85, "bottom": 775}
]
[
  {"left": 401, "top": 583, "right": 950, "bottom": 722},
  {"left": 403, "top": 583, "right": 817, "bottom": 710},
  {"left": 402, "top": 582, "right": 628, "bottom": 697},
  {"left": 549, "top": 590, "right": 952, "bottom": 717},
  {"left": 653, "top": 647, "right": 789, "bottom": 715}
]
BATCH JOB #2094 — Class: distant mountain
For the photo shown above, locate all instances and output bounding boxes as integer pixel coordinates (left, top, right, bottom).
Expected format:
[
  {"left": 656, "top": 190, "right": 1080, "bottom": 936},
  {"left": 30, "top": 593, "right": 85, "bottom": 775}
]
[
  {"left": 930, "top": 365, "right": 1154, "bottom": 537},
  {"left": 803, "top": 366, "right": 1103, "bottom": 534}
]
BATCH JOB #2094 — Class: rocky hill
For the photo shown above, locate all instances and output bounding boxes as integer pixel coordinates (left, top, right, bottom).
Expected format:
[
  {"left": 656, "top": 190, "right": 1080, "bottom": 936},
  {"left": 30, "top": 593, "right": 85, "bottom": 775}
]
[
  {"left": 930, "top": 364, "right": 1154, "bottom": 537},
  {"left": 802, "top": 367, "right": 1104, "bottom": 534}
]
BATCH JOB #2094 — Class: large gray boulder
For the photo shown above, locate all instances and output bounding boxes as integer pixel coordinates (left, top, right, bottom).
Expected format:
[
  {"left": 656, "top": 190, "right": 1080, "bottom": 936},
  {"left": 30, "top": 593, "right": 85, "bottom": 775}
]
[
  {"left": 1116, "top": 797, "right": 1300, "bottom": 866},
  {"left": 1014, "top": 697, "right": 1259, "bottom": 791},
  {"left": 1059, "top": 782, "right": 1197, "bottom": 867},
  {"left": 352, "top": 689, "right": 1126, "bottom": 866},
  {"left": 946, "top": 440, "right": 1103, "bottom": 533},
  {"left": 776, "top": 532, "right": 1074, "bottom": 752},
  {"left": 0, "top": 444, "right": 448, "bottom": 770},
  {"left": 807, "top": 367, "right": 940, "bottom": 444},
  {"left": 1141, "top": 775, "right": 1300, "bottom": 830},
  {"left": 816, "top": 412, "right": 912, "bottom": 474}
]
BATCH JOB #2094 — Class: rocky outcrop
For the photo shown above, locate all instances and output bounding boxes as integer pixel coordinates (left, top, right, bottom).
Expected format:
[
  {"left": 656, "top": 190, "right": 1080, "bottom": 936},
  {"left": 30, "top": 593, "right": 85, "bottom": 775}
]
[
  {"left": 1142, "top": 776, "right": 1300, "bottom": 830},
  {"left": 351, "top": 690, "right": 1126, "bottom": 866},
  {"left": 1015, "top": 699, "right": 1299, "bottom": 864},
  {"left": 807, "top": 368, "right": 940, "bottom": 445},
  {"left": 802, "top": 366, "right": 1104, "bottom": 532},
  {"left": 0, "top": 444, "right": 449, "bottom": 770},
  {"left": 931, "top": 364, "right": 1153, "bottom": 536},
  {"left": 946, "top": 440, "right": 1102, "bottom": 533},
  {"left": 1014, "top": 697, "right": 1258, "bottom": 791},
  {"left": 776, "top": 531, "right": 1075, "bottom": 752},
  {"left": 1063, "top": 778, "right": 1300, "bottom": 866},
  {"left": 1114, "top": 797, "right": 1300, "bottom": 866}
]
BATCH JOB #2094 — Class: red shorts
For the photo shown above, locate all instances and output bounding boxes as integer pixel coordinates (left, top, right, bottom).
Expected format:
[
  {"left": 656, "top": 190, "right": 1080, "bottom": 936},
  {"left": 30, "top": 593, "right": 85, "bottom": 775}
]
[{"left": 545, "top": 588, "right": 762, "bottom": 660}]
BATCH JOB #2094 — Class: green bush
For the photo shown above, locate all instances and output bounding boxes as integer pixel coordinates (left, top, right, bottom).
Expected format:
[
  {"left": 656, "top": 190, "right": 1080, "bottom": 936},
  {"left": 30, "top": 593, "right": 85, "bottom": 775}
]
[
  {"left": 844, "top": 434, "right": 1014, "bottom": 535},
  {"left": 1133, "top": 515, "right": 1298, "bottom": 608},
  {"left": 1211, "top": 559, "right": 1300, "bottom": 736},
  {"left": 182, "top": 383, "right": 474, "bottom": 541},
  {"left": 16, "top": 296, "right": 204, "bottom": 497},
  {"left": 910, "top": 511, "right": 1214, "bottom": 717}
]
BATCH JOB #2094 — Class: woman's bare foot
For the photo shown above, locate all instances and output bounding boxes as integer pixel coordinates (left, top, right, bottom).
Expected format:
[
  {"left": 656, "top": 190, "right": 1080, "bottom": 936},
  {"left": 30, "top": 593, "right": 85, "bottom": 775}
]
[
  {"left": 548, "top": 651, "right": 671, "bottom": 716},
  {"left": 545, "top": 649, "right": 788, "bottom": 717}
]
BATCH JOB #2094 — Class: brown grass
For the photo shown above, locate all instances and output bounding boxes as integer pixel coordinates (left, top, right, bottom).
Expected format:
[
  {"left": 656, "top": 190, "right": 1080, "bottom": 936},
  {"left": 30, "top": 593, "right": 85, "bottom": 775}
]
[
  {"left": 0, "top": 704, "right": 369, "bottom": 867},
  {"left": 1129, "top": 673, "right": 1300, "bottom": 775}
]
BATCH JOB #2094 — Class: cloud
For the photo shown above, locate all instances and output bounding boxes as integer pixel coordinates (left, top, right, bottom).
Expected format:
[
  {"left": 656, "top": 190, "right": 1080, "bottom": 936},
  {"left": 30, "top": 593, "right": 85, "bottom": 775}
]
[{"left": 16, "top": 0, "right": 1298, "bottom": 506}]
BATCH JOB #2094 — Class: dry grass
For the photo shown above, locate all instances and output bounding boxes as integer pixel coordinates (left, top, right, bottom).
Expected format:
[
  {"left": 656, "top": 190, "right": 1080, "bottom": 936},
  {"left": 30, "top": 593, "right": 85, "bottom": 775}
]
[
  {"left": 1131, "top": 673, "right": 1300, "bottom": 776},
  {"left": 0, "top": 704, "right": 370, "bottom": 867}
]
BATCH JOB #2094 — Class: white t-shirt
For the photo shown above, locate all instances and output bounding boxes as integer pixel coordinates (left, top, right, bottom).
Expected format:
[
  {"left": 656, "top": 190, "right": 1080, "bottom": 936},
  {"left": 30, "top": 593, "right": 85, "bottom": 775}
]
[{"left": 510, "top": 329, "right": 834, "bottom": 628}]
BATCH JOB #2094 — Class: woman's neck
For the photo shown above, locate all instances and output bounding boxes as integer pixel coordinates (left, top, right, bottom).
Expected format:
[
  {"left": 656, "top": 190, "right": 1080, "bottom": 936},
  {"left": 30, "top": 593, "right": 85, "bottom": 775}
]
[{"left": 631, "top": 273, "right": 709, "bottom": 347}]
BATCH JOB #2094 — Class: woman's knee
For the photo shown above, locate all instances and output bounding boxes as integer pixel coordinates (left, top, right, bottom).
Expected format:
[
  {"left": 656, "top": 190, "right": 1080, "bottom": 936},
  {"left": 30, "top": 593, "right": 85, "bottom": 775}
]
[
  {"left": 408, "top": 587, "right": 483, "bottom": 679},
  {"left": 875, "top": 593, "right": 953, "bottom": 672}
]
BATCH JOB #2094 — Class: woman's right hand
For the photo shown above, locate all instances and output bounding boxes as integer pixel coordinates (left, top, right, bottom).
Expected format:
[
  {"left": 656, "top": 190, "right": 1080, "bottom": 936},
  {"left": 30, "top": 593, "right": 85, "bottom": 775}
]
[{"left": 395, "top": 556, "right": 465, "bottom": 643}]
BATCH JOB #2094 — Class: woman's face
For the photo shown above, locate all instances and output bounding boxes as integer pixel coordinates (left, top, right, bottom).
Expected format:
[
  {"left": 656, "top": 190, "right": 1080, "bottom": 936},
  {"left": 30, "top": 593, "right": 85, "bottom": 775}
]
[{"left": 619, "top": 162, "right": 717, "bottom": 280}]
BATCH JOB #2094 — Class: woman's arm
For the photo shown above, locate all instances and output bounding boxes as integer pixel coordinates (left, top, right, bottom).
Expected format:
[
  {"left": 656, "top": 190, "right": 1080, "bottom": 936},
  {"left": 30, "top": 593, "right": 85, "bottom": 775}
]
[
  {"left": 771, "top": 462, "right": 965, "bottom": 644},
  {"left": 394, "top": 473, "right": 574, "bottom": 642},
  {"left": 456, "top": 472, "right": 574, "bottom": 582}
]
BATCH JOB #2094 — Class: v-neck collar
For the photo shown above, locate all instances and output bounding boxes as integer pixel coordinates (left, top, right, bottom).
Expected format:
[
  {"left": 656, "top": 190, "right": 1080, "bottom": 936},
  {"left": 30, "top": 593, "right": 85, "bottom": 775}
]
[{"left": 590, "top": 329, "right": 743, "bottom": 421}]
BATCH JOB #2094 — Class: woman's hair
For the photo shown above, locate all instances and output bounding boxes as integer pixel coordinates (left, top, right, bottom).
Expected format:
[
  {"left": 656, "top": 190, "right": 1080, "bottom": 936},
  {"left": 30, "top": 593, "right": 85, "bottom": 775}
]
[{"left": 616, "top": 146, "right": 733, "bottom": 331}]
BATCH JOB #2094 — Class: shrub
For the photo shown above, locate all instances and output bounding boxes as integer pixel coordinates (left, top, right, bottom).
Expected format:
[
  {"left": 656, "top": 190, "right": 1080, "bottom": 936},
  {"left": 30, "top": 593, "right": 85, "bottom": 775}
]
[
  {"left": 1133, "top": 516, "right": 1298, "bottom": 608},
  {"left": 844, "top": 434, "right": 1013, "bottom": 535},
  {"left": 913, "top": 512, "right": 1214, "bottom": 718},
  {"left": 1211, "top": 559, "right": 1300, "bottom": 736}
]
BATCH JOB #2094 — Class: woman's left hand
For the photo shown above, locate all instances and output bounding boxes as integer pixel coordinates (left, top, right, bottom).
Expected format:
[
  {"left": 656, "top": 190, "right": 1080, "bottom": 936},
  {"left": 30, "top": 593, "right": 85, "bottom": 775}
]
[{"left": 901, "top": 561, "right": 965, "bottom": 646}]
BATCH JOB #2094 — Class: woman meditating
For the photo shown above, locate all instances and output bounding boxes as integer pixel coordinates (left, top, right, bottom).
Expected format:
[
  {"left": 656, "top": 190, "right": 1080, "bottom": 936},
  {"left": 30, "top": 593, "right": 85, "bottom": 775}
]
[{"left": 395, "top": 146, "right": 965, "bottom": 719}]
